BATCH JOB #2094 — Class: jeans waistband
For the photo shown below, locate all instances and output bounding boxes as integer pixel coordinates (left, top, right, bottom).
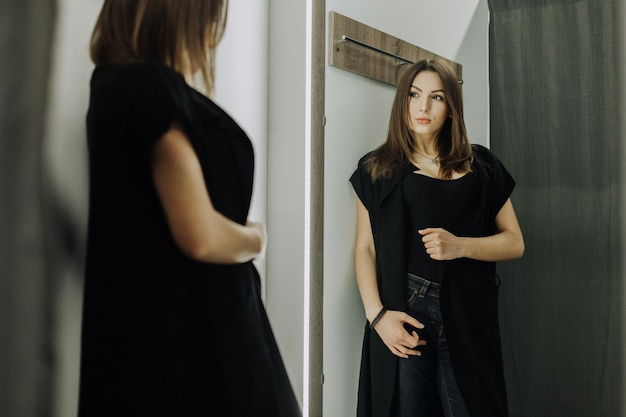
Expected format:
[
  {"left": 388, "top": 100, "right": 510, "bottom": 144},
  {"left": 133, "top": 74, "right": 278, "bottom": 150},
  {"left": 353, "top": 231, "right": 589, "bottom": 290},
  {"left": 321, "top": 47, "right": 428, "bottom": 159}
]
[{"left": 407, "top": 272, "right": 440, "bottom": 298}]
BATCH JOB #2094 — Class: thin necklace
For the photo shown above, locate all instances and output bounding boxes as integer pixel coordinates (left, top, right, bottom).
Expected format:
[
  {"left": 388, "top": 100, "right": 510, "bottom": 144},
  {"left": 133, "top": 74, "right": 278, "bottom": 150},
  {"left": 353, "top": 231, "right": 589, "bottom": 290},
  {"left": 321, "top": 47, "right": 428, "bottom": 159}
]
[{"left": 414, "top": 150, "right": 439, "bottom": 165}]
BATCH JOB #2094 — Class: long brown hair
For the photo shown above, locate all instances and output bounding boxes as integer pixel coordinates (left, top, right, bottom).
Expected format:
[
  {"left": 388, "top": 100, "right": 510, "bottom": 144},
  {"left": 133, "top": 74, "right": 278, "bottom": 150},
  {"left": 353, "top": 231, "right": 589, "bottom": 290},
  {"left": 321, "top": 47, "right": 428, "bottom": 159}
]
[
  {"left": 90, "top": 0, "right": 228, "bottom": 95},
  {"left": 366, "top": 59, "right": 472, "bottom": 180}
]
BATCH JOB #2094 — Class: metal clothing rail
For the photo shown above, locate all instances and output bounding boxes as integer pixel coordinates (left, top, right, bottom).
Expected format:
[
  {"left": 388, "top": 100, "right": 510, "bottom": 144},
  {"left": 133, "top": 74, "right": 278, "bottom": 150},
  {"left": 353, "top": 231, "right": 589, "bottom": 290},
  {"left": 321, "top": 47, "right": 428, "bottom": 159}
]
[
  {"left": 340, "top": 34, "right": 415, "bottom": 65},
  {"left": 329, "top": 11, "right": 463, "bottom": 86}
]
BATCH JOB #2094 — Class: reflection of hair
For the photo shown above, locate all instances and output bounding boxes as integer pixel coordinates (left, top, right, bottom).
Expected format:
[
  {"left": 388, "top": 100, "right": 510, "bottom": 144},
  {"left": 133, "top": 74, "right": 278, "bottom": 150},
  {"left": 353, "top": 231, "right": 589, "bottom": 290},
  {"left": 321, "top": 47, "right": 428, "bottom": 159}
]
[
  {"left": 366, "top": 59, "right": 472, "bottom": 180},
  {"left": 90, "top": 0, "right": 228, "bottom": 95}
]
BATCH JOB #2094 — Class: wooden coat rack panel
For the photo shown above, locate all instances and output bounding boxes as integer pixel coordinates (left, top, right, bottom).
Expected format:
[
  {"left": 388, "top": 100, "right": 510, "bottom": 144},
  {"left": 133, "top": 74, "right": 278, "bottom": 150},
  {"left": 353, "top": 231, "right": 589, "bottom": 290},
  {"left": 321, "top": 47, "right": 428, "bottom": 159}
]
[{"left": 328, "top": 11, "right": 462, "bottom": 86}]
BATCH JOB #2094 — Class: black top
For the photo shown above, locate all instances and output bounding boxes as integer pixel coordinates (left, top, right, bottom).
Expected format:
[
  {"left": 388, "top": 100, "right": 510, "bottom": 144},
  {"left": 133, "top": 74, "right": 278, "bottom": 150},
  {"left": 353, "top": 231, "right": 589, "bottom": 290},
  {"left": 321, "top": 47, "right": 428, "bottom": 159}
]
[
  {"left": 78, "top": 60, "right": 301, "bottom": 417},
  {"left": 403, "top": 171, "right": 479, "bottom": 282},
  {"left": 350, "top": 144, "right": 515, "bottom": 417}
]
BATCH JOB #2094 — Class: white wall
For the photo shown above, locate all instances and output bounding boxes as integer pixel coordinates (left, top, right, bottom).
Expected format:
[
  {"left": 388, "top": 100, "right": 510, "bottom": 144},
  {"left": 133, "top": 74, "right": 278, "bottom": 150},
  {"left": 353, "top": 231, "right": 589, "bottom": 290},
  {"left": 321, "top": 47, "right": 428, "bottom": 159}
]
[
  {"left": 321, "top": 2, "right": 490, "bottom": 416},
  {"left": 44, "top": 2, "right": 100, "bottom": 415},
  {"left": 214, "top": 1, "right": 270, "bottom": 273},
  {"left": 266, "top": 0, "right": 309, "bottom": 409}
]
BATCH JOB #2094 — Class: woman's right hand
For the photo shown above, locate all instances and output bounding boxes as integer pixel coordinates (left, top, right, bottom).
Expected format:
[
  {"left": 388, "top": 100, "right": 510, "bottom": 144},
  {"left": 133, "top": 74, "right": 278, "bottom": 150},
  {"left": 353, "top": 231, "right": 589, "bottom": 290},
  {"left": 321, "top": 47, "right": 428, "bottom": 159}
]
[{"left": 373, "top": 310, "right": 426, "bottom": 358}]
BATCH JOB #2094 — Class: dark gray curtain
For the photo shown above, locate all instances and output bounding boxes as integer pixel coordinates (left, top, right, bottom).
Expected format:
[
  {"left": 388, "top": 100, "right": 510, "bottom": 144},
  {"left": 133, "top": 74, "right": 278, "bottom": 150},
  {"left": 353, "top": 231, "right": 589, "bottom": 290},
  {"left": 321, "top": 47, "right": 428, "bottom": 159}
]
[
  {"left": 488, "top": 0, "right": 623, "bottom": 416},
  {"left": 0, "top": 1, "right": 58, "bottom": 416}
]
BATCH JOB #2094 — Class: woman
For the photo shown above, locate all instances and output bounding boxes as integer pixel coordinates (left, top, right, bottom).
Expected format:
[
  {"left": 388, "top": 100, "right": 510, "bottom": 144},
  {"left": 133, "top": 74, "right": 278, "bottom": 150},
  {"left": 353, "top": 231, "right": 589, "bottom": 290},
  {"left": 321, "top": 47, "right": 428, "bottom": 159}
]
[
  {"left": 77, "top": 1, "right": 301, "bottom": 416},
  {"left": 350, "top": 59, "right": 524, "bottom": 417}
]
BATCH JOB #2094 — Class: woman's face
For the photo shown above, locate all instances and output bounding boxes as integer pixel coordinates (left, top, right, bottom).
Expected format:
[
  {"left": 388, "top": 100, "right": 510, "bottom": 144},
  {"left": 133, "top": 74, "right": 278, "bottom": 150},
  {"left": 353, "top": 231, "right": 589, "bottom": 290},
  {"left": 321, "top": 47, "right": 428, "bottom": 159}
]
[{"left": 407, "top": 70, "right": 450, "bottom": 141}]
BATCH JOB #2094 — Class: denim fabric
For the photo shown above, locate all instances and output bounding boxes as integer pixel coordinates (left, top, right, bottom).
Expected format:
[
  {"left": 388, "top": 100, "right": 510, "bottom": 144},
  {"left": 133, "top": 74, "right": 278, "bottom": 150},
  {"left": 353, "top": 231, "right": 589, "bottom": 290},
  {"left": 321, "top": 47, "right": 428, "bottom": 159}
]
[{"left": 393, "top": 273, "right": 470, "bottom": 417}]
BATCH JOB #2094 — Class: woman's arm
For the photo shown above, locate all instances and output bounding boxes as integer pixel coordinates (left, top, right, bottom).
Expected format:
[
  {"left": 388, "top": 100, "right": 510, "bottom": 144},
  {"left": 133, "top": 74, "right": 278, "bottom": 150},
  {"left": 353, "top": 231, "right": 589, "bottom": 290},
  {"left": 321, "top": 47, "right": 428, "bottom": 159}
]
[
  {"left": 354, "top": 197, "right": 383, "bottom": 322},
  {"left": 354, "top": 197, "right": 425, "bottom": 358},
  {"left": 151, "top": 122, "right": 266, "bottom": 264},
  {"left": 418, "top": 198, "right": 524, "bottom": 262}
]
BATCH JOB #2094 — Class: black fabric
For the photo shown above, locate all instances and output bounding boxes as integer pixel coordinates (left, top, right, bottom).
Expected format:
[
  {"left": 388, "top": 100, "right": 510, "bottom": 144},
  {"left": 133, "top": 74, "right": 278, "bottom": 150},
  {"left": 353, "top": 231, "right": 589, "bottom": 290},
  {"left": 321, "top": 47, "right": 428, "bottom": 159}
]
[
  {"left": 488, "top": 1, "right": 624, "bottom": 415},
  {"left": 350, "top": 144, "right": 515, "bottom": 417},
  {"left": 403, "top": 171, "right": 479, "bottom": 282},
  {"left": 77, "top": 60, "right": 301, "bottom": 417}
]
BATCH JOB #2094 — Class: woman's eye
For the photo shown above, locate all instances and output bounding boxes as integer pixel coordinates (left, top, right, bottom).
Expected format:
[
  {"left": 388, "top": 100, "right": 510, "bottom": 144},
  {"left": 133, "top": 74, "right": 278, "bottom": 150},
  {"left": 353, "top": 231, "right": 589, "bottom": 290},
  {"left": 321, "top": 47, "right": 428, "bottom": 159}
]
[
  {"left": 408, "top": 91, "right": 419, "bottom": 98},
  {"left": 432, "top": 94, "right": 444, "bottom": 101}
]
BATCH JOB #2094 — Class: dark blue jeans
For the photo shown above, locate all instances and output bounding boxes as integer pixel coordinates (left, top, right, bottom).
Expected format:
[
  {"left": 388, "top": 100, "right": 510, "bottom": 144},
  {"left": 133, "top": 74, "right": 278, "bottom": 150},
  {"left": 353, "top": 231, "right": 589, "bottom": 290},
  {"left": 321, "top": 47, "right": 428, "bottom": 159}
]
[{"left": 393, "top": 273, "right": 470, "bottom": 417}]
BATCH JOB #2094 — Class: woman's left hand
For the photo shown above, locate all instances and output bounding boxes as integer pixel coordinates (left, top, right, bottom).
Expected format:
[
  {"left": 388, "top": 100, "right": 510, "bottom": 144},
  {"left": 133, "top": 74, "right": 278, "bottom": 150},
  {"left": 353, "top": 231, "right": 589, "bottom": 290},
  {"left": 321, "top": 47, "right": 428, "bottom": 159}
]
[{"left": 418, "top": 228, "right": 464, "bottom": 261}]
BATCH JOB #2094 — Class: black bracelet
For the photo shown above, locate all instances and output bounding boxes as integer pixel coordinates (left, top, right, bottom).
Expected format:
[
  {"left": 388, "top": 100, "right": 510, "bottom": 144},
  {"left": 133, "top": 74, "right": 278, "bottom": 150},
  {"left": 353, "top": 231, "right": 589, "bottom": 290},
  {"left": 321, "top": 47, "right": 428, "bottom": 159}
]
[{"left": 369, "top": 307, "right": 386, "bottom": 330}]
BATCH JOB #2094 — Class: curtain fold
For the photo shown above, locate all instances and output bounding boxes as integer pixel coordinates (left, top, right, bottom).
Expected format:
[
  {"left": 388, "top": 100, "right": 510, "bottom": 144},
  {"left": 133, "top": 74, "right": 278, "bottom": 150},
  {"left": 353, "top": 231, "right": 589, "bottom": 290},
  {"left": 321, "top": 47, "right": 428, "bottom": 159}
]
[
  {"left": 0, "top": 2, "right": 57, "bottom": 416},
  {"left": 488, "top": 0, "right": 623, "bottom": 415}
]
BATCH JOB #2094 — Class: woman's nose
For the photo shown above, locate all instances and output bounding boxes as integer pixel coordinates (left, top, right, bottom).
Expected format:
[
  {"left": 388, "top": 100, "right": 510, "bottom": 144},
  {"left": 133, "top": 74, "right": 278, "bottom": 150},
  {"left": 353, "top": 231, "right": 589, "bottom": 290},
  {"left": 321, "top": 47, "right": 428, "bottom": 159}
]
[{"left": 419, "top": 97, "right": 428, "bottom": 112}]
